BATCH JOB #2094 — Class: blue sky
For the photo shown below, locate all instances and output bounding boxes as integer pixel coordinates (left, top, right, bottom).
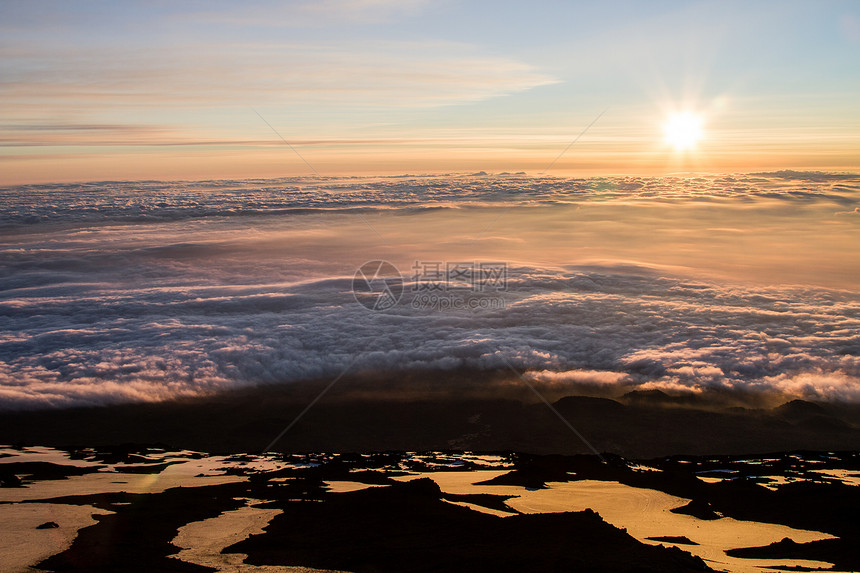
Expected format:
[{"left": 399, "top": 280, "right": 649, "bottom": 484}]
[{"left": 2, "top": 0, "right": 859, "bottom": 182}]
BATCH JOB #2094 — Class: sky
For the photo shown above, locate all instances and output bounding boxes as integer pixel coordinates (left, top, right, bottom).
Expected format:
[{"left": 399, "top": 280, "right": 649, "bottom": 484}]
[{"left": 2, "top": 0, "right": 859, "bottom": 183}]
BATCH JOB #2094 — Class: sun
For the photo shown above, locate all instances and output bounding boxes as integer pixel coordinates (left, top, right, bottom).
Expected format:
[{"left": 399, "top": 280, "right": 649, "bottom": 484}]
[{"left": 663, "top": 112, "right": 704, "bottom": 151}]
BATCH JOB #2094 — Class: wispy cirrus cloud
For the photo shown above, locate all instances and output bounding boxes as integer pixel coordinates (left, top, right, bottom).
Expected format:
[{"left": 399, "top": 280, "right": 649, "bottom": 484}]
[
  {"left": 192, "top": 0, "right": 432, "bottom": 27},
  {"left": 1, "top": 38, "right": 556, "bottom": 156},
  {"left": 1, "top": 39, "right": 556, "bottom": 118}
]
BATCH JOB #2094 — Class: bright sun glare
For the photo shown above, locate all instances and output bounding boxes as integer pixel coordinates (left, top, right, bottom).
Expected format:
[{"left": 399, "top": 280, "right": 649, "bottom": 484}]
[{"left": 663, "top": 112, "right": 704, "bottom": 151}]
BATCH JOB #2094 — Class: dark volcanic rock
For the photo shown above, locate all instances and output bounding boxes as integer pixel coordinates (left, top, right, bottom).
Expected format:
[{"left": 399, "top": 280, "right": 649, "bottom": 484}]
[
  {"left": 774, "top": 400, "right": 828, "bottom": 420},
  {"left": 36, "top": 485, "right": 246, "bottom": 572},
  {"left": 621, "top": 390, "right": 701, "bottom": 408},
  {"left": 441, "top": 491, "right": 520, "bottom": 514},
  {"left": 0, "top": 469, "right": 22, "bottom": 487},
  {"left": 647, "top": 536, "right": 699, "bottom": 545},
  {"left": 553, "top": 395, "right": 625, "bottom": 415},
  {"left": 108, "top": 462, "right": 181, "bottom": 474},
  {"left": 726, "top": 537, "right": 860, "bottom": 572},
  {"left": 3, "top": 379, "right": 860, "bottom": 457},
  {"left": 0, "top": 462, "right": 101, "bottom": 482},
  {"left": 7, "top": 447, "right": 860, "bottom": 572},
  {"left": 230, "top": 478, "right": 711, "bottom": 572},
  {"left": 475, "top": 454, "right": 581, "bottom": 489},
  {"left": 670, "top": 499, "right": 722, "bottom": 520}
]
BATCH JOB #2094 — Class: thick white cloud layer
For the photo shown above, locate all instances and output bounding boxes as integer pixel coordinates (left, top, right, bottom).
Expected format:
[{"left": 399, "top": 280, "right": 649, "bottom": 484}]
[
  {"left": 0, "top": 172, "right": 858, "bottom": 409},
  {"left": 3, "top": 171, "right": 859, "bottom": 229}
]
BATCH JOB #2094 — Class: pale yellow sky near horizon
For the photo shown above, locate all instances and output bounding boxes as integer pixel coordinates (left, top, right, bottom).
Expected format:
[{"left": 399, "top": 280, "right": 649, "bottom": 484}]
[{"left": 5, "top": 135, "right": 859, "bottom": 185}]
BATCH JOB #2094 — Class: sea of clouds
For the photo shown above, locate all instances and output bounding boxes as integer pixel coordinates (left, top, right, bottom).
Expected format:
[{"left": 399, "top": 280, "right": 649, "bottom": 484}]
[{"left": 0, "top": 172, "right": 858, "bottom": 409}]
